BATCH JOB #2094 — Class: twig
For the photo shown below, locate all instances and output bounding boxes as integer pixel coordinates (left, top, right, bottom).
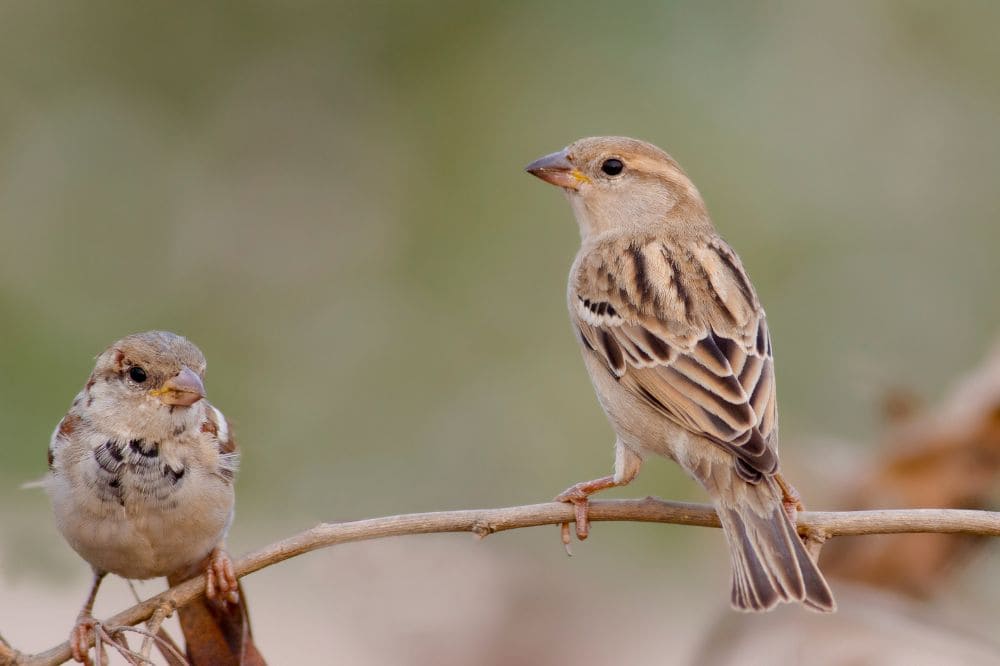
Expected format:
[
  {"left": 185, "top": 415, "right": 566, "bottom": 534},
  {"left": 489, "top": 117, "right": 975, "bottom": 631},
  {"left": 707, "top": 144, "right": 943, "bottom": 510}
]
[
  {"left": 151, "top": 629, "right": 186, "bottom": 666},
  {"left": 11, "top": 498, "right": 1000, "bottom": 665},
  {"left": 138, "top": 605, "right": 170, "bottom": 664},
  {"left": 126, "top": 582, "right": 186, "bottom": 666},
  {"left": 108, "top": 626, "right": 186, "bottom": 666}
]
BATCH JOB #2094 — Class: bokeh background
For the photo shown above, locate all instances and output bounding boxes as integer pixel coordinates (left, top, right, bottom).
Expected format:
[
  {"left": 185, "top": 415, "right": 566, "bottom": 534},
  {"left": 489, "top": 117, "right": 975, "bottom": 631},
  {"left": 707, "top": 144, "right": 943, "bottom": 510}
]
[{"left": 2, "top": 2, "right": 1000, "bottom": 664}]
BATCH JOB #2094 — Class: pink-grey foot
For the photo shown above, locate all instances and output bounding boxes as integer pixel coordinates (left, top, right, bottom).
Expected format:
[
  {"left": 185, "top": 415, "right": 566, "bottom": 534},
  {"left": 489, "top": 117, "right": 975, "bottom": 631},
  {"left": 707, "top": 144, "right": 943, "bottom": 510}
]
[
  {"left": 775, "top": 473, "right": 805, "bottom": 524},
  {"left": 205, "top": 547, "right": 239, "bottom": 605},
  {"left": 554, "top": 475, "right": 621, "bottom": 543}
]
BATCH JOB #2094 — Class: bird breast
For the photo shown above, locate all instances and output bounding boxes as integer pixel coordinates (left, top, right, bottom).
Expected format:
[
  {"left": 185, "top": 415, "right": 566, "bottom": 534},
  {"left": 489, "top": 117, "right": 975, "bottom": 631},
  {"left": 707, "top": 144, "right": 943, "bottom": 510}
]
[{"left": 49, "top": 432, "right": 234, "bottom": 580}]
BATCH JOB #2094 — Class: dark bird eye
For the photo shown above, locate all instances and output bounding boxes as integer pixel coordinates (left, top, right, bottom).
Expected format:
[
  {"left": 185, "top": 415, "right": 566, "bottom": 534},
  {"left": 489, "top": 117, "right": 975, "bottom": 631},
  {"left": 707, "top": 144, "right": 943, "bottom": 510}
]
[
  {"left": 601, "top": 158, "right": 624, "bottom": 176},
  {"left": 128, "top": 366, "right": 148, "bottom": 383}
]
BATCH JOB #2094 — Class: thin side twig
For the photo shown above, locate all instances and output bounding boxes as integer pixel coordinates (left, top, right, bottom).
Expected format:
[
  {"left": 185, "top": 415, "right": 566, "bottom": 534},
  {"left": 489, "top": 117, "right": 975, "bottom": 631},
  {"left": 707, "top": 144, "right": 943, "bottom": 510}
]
[
  {"left": 126, "top": 581, "right": 186, "bottom": 666},
  {"left": 138, "top": 605, "right": 170, "bottom": 664},
  {"left": 109, "top": 626, "right": 186, "bottom": 666},
  {"left": 12, "top": 498, "right": 1000, "bottom": 665}
]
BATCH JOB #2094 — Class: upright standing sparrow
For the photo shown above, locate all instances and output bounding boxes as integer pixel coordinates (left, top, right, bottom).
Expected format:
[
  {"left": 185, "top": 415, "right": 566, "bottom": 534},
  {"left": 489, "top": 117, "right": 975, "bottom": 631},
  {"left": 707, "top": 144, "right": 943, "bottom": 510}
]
[
  {"left": 526, "top": 137, "right": 835, "bottom": 612},
  {"left": 45, "top": 331, "right": 266, "bottom": 663}
]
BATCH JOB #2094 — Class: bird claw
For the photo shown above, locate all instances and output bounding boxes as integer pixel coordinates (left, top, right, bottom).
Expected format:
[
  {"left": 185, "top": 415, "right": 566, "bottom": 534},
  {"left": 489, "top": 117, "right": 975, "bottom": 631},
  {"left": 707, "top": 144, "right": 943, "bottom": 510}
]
[
  {"left": 205, "top": 548, "right": 239, "bottom": 605},
  {"left": 70, "top": 615, "right": 110, "bottom": 665},
  {"left": 70, "top": 616, "right": 93, "bottom": 664},
  {"left": 554, "top": 475, "right": 620, "bottom": 550},
  {"left": 554, "top": 484, "right": 594, "bottom": 542},
  {"left": 560, "top": 522, "right": 573, "bottom": 555},
  {"left": 775, "top": 474, "right": 805, "bottom": 524}
]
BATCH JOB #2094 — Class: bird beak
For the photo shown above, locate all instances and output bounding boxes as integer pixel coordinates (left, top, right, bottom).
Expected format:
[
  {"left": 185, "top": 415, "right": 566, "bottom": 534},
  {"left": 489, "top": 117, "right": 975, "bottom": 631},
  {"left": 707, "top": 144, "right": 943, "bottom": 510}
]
[
  {"left": 525, "top": 149, "right": 590, "bottom": 191},
  {"left": 153, "top": 366, "right": 205, "bottom": 407}
]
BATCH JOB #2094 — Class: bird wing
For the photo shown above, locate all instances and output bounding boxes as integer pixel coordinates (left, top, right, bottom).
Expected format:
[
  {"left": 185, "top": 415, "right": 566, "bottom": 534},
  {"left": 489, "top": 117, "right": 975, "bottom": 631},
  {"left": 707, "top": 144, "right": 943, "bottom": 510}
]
[
  {"left": 571, "top": 236, "right": 778, "bottom": 480},
  {"left": 47, "top": 404, "right": 88, "bottom": 473},
  {"left": 201, "top": 402, "right": 240, "bottom": 482}
]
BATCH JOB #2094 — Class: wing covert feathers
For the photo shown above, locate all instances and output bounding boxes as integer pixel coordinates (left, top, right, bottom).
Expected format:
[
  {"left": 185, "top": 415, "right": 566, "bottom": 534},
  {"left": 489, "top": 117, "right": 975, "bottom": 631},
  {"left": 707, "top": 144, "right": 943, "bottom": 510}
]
[{"left": 572, "top": 235, "right": 778, "bottom": 479}]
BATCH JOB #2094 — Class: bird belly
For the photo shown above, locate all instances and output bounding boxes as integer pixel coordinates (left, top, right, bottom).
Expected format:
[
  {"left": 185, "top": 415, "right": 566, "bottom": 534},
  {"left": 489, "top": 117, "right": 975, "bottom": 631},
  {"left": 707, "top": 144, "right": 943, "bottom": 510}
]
[
  {"left": 581, "top": 351, "right": 714, "bottom": 472},
  {"left": 49, "top": 464, "right": 233, "bottom": 580}
]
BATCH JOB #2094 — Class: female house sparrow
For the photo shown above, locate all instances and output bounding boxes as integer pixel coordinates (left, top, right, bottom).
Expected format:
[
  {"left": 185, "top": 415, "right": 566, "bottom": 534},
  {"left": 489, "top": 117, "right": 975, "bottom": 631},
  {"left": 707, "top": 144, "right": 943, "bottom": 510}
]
[
  {"left": 526, "top": 137, "right": 835, "bottom": 612},
  {"left": 45, "top": 331, "right": 264, "bottom": 663}
]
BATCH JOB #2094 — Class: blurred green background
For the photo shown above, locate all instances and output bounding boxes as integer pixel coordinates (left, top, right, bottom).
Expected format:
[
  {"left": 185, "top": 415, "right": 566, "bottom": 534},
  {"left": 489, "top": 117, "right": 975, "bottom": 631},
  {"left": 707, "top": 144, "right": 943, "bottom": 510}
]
[{"left": 2, "top": 2, "right": 1000, "bottom": 663}]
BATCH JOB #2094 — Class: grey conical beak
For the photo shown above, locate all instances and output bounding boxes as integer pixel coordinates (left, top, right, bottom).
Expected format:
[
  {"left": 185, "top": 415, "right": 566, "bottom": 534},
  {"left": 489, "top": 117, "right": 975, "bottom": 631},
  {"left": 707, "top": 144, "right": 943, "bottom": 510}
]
[
  {"left": 525, "top": 149, "right": 589, "bottom": 191},
  {"left": 155, "top": 366, "right": 205, "bottom": 407}
]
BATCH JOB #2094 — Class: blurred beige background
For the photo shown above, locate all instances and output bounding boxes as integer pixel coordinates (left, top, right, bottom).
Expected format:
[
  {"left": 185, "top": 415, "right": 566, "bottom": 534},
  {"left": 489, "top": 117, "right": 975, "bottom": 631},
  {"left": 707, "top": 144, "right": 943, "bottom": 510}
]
[{"left": 2, "top": 2, "right": 1000, "bottom": 663}]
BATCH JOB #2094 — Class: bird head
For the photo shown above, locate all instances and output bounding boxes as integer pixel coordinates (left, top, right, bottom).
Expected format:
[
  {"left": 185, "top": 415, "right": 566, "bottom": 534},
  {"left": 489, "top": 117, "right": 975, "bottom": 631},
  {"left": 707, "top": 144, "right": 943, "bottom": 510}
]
[
  {"left": 525, "top": 136, "right": 709, "bottom": 238},
  {"left": 84, "top": 331, "right": 208, "bottom": 432}
]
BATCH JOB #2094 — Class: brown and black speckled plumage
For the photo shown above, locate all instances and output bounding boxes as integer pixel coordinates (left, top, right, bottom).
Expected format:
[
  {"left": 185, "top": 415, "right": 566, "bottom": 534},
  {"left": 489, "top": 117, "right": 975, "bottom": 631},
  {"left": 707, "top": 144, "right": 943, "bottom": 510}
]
[
  {"left": 45, "top": 331, "right": 264, "bottom": 664},
  {"left": 572, "top": 233, "right": 777, "bottom": 481},
  {"left": 528, "top": 136, "right": 835, "bottom": 613}
]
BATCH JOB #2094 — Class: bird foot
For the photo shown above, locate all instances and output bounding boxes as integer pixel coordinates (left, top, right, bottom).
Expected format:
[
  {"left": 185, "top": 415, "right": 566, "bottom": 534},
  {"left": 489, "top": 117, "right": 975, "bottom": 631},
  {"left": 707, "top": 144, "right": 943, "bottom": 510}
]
[
  {"left": 775, "top": 473, "right": 805, "bottom": 524},
  {"left": 555, "top": 487, "right": 593, "bottom": 545},
  {"left": 205, "top": 548, "right": 239, "bottom": 605},
  {"left": 70, "top": 614, "right": 111, "bottom": 665},
  {"left": 554, "top": 475, "right": 618, "bottom": 546}
]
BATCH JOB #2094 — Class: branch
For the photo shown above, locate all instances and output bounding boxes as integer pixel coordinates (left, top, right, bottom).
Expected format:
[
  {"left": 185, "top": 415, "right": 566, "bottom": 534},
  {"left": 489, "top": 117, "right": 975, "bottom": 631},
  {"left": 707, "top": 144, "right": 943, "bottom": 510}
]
[{"left": 11, "top": 498, "right": 1000, "bottom": 665}]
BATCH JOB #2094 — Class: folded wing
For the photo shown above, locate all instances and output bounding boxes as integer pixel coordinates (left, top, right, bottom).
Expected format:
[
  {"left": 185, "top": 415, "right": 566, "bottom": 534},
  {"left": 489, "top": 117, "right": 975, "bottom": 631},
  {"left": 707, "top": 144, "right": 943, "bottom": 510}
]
[{"left": 572, "top": 237, "right": 778, "bottom": 481}]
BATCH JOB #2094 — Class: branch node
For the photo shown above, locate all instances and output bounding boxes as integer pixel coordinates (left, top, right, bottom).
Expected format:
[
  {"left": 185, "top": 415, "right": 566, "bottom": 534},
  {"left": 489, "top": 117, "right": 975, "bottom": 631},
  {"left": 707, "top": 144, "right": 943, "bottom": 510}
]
[
  {"left": 802, "top": 528, "right": 831, "bottom": 561},
  {"left": 471, "top": 520, "right": 495, "bottom": 539},
  {"left": 139, "top": 602, "right": 173, "bottom": 661}
]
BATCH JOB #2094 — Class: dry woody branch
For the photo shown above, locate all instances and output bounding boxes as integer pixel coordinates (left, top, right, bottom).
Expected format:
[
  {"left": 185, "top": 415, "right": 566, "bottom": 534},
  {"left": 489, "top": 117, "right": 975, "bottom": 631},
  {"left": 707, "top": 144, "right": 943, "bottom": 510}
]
[{"left": 5, "top": 499, "right": 1000, "bottom": 665}]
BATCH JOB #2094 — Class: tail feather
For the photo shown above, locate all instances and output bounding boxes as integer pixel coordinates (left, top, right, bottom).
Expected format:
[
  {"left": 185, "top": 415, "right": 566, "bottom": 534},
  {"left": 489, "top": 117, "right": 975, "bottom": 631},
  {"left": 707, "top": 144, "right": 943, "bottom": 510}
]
[
  {"left": 167, "top": 574, "right": 267, "bottom": 665},
  {"left": 715, "top": 477, "right": 835, "bottom": 613}
]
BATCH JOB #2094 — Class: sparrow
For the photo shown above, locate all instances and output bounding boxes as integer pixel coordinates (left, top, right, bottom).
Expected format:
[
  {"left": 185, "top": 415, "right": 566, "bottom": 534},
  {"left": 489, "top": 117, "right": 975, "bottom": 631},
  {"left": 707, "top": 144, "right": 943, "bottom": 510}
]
[
  {"left": 526, "top": 137, "right": 835, "bottom": 612},
  {"left": 44, "top": 331, "right": 266, "bottom": 664}
]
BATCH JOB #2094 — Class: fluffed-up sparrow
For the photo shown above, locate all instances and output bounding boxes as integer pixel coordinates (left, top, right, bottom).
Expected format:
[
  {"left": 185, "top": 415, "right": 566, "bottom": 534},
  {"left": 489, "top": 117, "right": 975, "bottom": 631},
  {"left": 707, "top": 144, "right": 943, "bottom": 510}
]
[
  {"left": 44, "top": 331, "right": 265, "bottom": 663},
  {"left": 526, "top": 137, "right": 835, "bottom": 612}
]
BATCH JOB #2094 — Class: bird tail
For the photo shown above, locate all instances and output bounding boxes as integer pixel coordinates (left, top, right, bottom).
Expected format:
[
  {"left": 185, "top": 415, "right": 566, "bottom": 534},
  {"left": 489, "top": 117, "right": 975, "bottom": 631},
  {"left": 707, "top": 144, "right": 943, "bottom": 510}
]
[
  {"left": 708, "top": 473, "right": 835, "bottom": 612},
  {"left": 167, "top": 573, "right": 267, "bottom": 665}
]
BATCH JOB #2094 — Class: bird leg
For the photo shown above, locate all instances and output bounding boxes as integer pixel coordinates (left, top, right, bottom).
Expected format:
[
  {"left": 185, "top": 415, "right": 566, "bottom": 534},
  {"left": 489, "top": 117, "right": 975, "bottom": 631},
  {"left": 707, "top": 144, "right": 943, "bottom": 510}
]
[
  {"left": 70, "top": 571, "right": 109, "bottom": 665},
  {"left": 555, "top": 441, "right": 642, "bottom": 547},
  {"left": 205, "top": 546, "right": 239, "bottom": 605},
  {"left": 775, "top": 473, "right": 804, "bottom": 523}
]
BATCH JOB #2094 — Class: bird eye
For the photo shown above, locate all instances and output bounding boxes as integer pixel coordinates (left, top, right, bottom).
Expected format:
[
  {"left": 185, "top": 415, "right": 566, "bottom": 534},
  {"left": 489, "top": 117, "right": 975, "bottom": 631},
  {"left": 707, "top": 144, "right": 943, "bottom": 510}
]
[
  {"left": 128, "top": 366, "right": 148, "bottom": 383},
  {"left": 601, "top": 158, "right": 624, "bottom": 176}
]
